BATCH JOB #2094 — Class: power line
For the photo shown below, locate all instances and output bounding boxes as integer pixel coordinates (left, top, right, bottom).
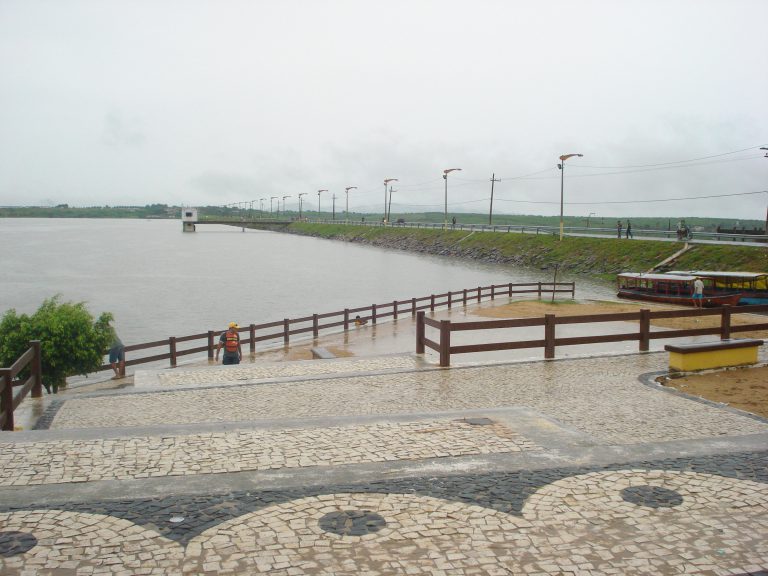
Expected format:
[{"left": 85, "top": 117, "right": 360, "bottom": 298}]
[
  {"left": 493, "top": 190, "right": 767, "bottom": 206},
  {"left": 574, "top": 144, "right": 766, "bottom": 169}
]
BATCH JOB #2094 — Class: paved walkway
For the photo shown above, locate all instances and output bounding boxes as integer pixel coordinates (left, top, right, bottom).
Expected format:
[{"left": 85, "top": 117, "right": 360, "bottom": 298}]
[{"left": 1, "top": 350, "right": 767, "bottom": 575}]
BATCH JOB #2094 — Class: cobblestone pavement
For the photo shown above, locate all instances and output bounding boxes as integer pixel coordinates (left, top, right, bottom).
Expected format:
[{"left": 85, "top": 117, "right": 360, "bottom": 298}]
[{"left": 1, "top": 351, "right": 767, "bottom": 574}]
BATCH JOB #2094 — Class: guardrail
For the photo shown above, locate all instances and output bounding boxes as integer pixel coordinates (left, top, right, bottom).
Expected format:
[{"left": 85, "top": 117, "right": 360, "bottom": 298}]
[
  {"left": 0, "top": 341, "right": 43, "bottom": 431},
  {"left": 416, "top": 304, "right": 768, "bottom": 367},
  {"left": 98, "top": 281, "right": 575, "bottom": 373}
]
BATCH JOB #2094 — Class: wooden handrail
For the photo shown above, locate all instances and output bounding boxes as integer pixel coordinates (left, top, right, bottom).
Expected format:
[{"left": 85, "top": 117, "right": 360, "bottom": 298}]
[
  {"left": 93, "top": 281, "right": 576, "bottom": 373},
  {"left": 0, "top": 341, "right": 42, "bottom": 432},
  {"left": 416, "top": 303, "right": 768, "bottom": 367}
]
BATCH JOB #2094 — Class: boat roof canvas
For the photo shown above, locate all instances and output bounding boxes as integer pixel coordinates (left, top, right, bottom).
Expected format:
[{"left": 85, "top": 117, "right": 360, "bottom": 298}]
[
  {"left": 666, "top": 271, "right": 768, "bottom": 280},
  {"left": 618, "top": 273, "right": 697, "bottom": 282}
]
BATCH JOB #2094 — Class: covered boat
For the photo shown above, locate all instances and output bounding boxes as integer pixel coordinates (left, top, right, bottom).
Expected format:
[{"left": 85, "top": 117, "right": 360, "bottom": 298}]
[
  {"left": 617, "top": 273, "right": 743, "bottom": 307},
  {"left": 665, "top": 271, "right": 768, "bottom": 305}
]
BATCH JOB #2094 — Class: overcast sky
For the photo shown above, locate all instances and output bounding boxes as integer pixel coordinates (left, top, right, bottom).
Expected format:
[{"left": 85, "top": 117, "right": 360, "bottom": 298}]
[{"left": 1, "top": 0, "right": 766, "bottom": 220}]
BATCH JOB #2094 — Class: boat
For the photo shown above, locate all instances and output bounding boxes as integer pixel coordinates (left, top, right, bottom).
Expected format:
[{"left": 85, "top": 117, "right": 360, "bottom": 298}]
[
  {"left": 617, "top": 273, "right": 743, "bottom": 307},
  {"left": 665, "top": 271, "right": 768, "bottom": 305}
]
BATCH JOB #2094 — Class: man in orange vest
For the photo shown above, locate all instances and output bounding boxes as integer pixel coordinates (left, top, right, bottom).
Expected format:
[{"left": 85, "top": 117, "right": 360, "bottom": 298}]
[{"left": 215, "top": 321, "right": 243, "bottom": 365}]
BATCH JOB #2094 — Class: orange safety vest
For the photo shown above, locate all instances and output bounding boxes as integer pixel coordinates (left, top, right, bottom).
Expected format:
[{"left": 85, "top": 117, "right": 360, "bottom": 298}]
[{"left": 224, "top": 330, "right": 239, "bottom": 353}]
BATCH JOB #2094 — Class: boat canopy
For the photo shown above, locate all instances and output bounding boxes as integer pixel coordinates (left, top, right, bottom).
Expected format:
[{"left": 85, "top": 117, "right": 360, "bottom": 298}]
[{"left": 618, "top": 273, "right": 697, "bottom": 282}]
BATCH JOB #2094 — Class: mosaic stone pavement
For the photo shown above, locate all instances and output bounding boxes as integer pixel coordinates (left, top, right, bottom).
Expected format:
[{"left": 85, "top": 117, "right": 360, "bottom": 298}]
[{"left": 1, "top": 351, "right": 767, "bottom": 574}]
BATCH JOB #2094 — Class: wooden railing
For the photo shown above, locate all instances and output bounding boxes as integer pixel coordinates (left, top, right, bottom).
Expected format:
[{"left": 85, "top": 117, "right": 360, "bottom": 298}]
[
  {"left": 416, "top": 304, "right": 768, "bottom": 367},
  {"left": 100, "top": 281, "right": 576, "bottom": 372},
  {"left": 0, "top": 341, "right": 43, "bottom": 431}
]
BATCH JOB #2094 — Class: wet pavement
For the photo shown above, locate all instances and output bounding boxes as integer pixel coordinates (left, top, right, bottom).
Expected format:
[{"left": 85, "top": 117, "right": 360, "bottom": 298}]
[{"left": 1, "top": 301, "right": 768, "bottom": 574}]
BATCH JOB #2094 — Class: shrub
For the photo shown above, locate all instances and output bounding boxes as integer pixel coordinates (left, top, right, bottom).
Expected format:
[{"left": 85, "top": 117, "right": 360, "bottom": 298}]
[{"left": 0, "top": 296, "right": 114, "bottom": 393}]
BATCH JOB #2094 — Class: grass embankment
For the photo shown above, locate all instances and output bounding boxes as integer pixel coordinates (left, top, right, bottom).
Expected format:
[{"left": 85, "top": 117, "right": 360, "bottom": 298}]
[{"left": 286, "top": 223, "right": 767, "bottom": 282}]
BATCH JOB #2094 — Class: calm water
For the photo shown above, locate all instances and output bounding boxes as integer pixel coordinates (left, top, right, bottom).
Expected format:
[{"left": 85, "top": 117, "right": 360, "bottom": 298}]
[{"left": 0, "top": 219, "right": 613, "bottom": 344}]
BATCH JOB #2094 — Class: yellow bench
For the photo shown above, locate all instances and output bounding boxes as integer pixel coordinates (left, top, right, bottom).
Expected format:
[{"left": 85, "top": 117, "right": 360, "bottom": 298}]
[{"left": 664, "top": 339, "right": 764, "bottom": 372}]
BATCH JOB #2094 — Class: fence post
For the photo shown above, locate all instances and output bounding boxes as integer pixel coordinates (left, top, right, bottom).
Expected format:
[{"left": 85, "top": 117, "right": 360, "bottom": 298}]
[
  {"left": 249, "top": 324, "right": 256, "bottom": 353},
  {"left": 344, "top": 309, "right": 350, "bottom": 331},
  {"left": 571, "top": 282, "right": 576, "bottom": 299},
  {"left": 430, "top": 295, "right": 435, "bottom": 312},
  {"left": 31, "top": 340, "right": 42, "bottom": 398},
  {"left": 1, "top": 369, "right": 13, "bottom": 431},
  {"left": 639, "top": 309, "right": 650, "bottom": 352},
  {"left": 393, "top": 301, "right": 398, "bottom": 320},
  {"left": 448, "top": 291, "right": 452, "bottom": 310},
  {"left": 477, "top": 286, "right": 481, "bottom": 303},
  {"left": 491, "top": 285, "right": 495, "bottom": 300},
  {"left": 283, "top": 319, "right": 290, "bottom": 344},
  {"left": 463, "top": 289, "right": 467, "bottom": 306},
  {"left": 439, "top": 320, "right": 451, "bottom": 367},
  {"left": 313, "top": 314, "right": 319, "bottom": 338},
  {"left": 372, "top": 304, "right": 377, "bottom": 325},
  {"left": 720, "top": 305, "right": 731, "bottom": 340},
  {"left": 207, "top": 331, "right": 215, "bottom": 360},
  {"left": 537, "top": 282, "right": 542, "bottom": 299},
  {"left": 411, "top": 298, "right": 417, "bottom": 317},
  {"left": 544, "top": 314, "right": 556, "bottom": 359},
  {"left": 416, "top": 311, "right": 425, "bottom": 354},
  {"left": 169, "top": 337, "right": 177, "bottom": 368},
  {"left": 508, "top": 282, "right": 513, "bottom": 297}
]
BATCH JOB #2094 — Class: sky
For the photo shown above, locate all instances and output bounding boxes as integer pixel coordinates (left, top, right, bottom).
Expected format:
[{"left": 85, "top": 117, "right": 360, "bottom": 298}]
[{"left": 1, "top": 0, "right": 767, "bottom": 221}]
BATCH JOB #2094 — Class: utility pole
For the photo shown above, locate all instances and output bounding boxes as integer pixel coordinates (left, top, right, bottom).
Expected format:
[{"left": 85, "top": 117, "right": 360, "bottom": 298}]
[
  {"left": 489, "top": 173, "right": 500, "bottom": 225},
  {"left": 387, "top": 186, "right": 396, "bottom": 222},
  {"left": 332, "top": 194, "right": 337, "bottom": 220}
]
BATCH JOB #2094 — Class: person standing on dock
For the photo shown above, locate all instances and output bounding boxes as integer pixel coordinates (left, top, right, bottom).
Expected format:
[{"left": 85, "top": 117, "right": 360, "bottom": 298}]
[
  {"left": 616, "top": 220, "right": 622, "bottom": 238},
  {"left": 216, "top": 322, "right": 242, "bottom": 364},
  {"left": 625, "top": 220, "right": 633, "bottom": 239}
]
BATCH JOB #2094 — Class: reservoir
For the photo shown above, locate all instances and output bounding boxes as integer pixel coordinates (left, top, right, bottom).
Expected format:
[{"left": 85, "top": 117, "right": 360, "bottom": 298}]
[{"left": 0, "top": 218, "right": 614, "bottom": 346}]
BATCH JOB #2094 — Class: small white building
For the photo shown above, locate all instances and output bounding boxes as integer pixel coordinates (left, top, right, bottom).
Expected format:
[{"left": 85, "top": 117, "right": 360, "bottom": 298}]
[{"left": 181, "top": 207, "right": 198, "bottom": 232}]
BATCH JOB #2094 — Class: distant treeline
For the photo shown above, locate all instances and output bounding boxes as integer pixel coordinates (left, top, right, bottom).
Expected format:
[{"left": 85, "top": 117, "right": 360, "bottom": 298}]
[{"left": 0, "top": 204, "right": 763, "bottom": 232}]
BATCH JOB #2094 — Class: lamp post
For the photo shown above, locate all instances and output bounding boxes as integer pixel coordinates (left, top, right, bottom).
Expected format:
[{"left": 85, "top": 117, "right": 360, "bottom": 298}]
[
  {"left": 270, "top": 196, "right": 278, "bottom": 216},
  {"left": 317, "top": 189, "right": 327, "bottom": 218},
  {"left": 298, "top": 193, "right": 307, "bottom": 220},
  {"left": 345, "top": 186, "right": 357, "bottom": 222},
  {"left": 383, "top": 179, "right": 397, "bottom": 223},
  {"left": 259, "top": 198, "right": 265, "bottom": 218},
  {"left": 557, "top": 153, "right": 583, "bottom": 241},
  {"left": 762, "top": 148, "right": 768, "bottom": 235},
  {"left": 387, "top": 186, "right": 396, "bottom": 223},
  {"left": 587, "top": 212, "right": 596, "bottom": 228},
  {"left": 282, "top": 195, "right": 291, "bottom": 218},
  {"left": 442, "top": 168, "right": 462, "bottom": 227}
]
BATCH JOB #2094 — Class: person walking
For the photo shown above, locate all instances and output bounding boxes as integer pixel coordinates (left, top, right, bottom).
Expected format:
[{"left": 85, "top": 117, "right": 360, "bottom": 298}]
[
  {"left": 692, "top": 277, "right": 705, "bottom": 308},
  {"left": 626, "top": 220, "right": 633, "bottom": 239},
  {"left": 617, "top": 220, "right": 623, "bottom": 238},
  {"left": 215, "top": 321, "right": 243, "bottom": 364}
]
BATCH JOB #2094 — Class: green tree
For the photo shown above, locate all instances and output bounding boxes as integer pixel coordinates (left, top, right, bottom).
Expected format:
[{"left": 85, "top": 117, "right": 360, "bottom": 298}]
[{"left": 0, "top": 296, "right": 114, "bottom": 393}]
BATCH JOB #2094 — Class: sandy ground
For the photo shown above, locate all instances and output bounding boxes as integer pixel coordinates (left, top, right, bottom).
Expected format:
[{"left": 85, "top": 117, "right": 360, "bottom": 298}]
[{"left": 474, "top": 300, "right": 768, "bottom": 419}]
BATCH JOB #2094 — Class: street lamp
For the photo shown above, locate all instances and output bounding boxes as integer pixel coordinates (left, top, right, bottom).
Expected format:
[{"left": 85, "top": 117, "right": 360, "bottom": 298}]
[
  {"left": 443, "top": 168, "right": 462, "bottom": 227},
  {"left": 317, "top": 189, "right": 327, "bottom": 218},
  {"left": 383, "top": 179, "right": 397, "bottom": 223},
  {"left": 345, "top": 186, "right": 357, "bottom": 222},
  {"left": 259, "top": 198, "right": 266, "bottom": 218},
  {"left": 557, "top": 153, "right": 583, "bottom": 241},
  {"left": 270, "top": 196, "right": 278, "bottom": 216},
  {"left": 298, "top": 192, "right": 307, "bottom": 220},
  {"left": 387, "top": 185, "right": 396, "bottom": 222},
  {"left": 762, "top": 148, "right": 768, "bottom": 235},
  {"left": 282, "top": 195, "right": 291, "bottom": 217}
]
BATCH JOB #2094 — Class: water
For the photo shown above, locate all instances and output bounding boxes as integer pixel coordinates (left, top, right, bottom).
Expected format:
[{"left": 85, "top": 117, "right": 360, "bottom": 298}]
[{"left": 0, "top": 218, "right": 613, "bottom": 345}]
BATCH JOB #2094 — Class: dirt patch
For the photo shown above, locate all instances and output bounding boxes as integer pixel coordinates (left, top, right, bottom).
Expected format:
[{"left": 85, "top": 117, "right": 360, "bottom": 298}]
[
  {"left": 255, "top": 345, "right": 355, "bottom": 362},
  {"left": 659, "top": 366, "right": 768, "bottom": 419}
]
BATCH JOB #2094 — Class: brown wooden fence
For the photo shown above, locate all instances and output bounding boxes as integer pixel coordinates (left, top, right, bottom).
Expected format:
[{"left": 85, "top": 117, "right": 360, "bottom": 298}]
[
  {"left": 0, "top": 341, "right": 43, "bottom": 431},
  {"left": 416, "top": 304, "right": 768, "bottom": 367},
  {"left": 98, "top": 281, "right": 576, "bottom": 372}
]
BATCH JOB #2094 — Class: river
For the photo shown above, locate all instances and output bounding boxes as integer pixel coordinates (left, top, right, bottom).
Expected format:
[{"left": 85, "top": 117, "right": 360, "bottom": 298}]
[{"left": 0, "top": 218, "right": 614, "bottom": 345}]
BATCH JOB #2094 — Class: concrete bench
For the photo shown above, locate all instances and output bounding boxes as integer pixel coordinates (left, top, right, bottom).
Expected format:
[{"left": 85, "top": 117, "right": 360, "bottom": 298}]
[
  {"left": 664, "top": 338, "right": 764, "bottom": 372},
  {"left": 311, "top": 347, "right": 336, "bottom": 360}
]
